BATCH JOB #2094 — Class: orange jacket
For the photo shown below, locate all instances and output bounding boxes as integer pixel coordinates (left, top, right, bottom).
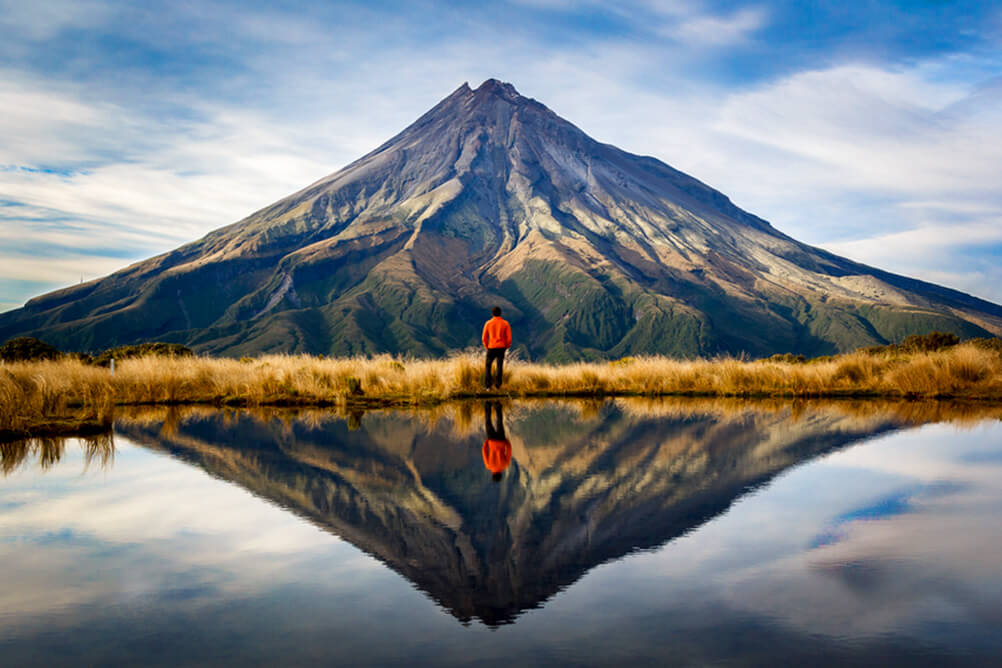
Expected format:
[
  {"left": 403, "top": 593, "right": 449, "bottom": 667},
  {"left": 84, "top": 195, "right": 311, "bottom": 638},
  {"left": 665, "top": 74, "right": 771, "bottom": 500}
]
[
  {"left": 483, "top": 438, "right": 512, "bottom": 474},
  {"left": 482, "top": 316, "right": 512, "bottom": 349}
]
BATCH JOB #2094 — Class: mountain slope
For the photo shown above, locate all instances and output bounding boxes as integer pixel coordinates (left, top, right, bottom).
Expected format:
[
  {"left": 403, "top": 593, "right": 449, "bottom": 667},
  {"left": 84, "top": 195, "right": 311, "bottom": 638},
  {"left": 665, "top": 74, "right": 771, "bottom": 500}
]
[{"left": 3, "top": 79, "right": 1001, "bottom": 359}]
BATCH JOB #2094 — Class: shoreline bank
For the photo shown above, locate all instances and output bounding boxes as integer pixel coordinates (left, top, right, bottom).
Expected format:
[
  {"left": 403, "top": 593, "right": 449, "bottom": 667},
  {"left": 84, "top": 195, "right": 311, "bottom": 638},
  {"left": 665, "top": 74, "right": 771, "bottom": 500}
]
[{"left": 3, "top": 341, "right": 1002, "bottom": 441}]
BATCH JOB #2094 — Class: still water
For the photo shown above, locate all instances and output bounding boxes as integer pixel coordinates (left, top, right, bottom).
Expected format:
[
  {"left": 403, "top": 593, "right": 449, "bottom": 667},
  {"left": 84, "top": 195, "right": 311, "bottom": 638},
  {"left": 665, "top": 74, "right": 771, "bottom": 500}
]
[{"left": 1, "top": 399, "right": 1001, "bottom": 666}]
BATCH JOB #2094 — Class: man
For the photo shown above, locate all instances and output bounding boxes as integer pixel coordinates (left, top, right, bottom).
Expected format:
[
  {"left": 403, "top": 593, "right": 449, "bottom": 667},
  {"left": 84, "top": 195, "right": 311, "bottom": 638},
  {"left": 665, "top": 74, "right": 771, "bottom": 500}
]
[
  {"left": 482, "top": 401, "right": 512, "bottom": 483},
  {"left": 481, "top": 306, "right": 512, "bottom": 390}
]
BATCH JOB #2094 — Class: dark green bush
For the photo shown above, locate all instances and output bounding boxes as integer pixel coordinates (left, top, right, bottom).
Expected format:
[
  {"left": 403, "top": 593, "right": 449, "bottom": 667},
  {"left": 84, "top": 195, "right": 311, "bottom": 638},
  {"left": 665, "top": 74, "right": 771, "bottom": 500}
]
[
  {"left": 764, "top": 353, "right": 807, "bottom": 364},
  {"left": 93, "top": 343, "right": 194, "bottom": 367},
  {"left": 808, "top": 355, "right": 836, "bottom": 364},
  {"left": 0, "top": 337, "right": 62, "bottom": 362},
  {"left": 968, "top": 337, "right": 1002, "bottom": 354},
  {"left": 901, "top": 331, "right": 960, "bottom": 352},
  {"left": 859, "top": 331, "right": 962, "bottom": 356}
]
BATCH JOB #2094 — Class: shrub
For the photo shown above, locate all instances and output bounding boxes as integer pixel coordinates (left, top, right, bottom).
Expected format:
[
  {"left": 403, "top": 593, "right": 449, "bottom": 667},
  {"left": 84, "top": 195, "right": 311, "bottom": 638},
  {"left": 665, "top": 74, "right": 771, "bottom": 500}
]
[
  {"left": 833, "top": 359, "right": 866, "bottom": 384},
  {"left": 808, "top": 355, "right": 835, "bottom": 364},
  {"left": 345, "top": 376, "right": 363, "bottom": 395},
  {"left": 902, "top": 331, "right": 960, "bottom": 352},
  {"left": 858, "top": 331, "right": 962, "bottom": 356},
  {"left": 764, "top": 353, "right": 806, "bottom": 364},
  {"left": 453, "top": 357, "right": 480, "bottom": 391},
  {"left": 968, "top": 337, "right": 1002, "bottom": 354},
  {"left": 93, "top": 343, "right": 194, "bottom": 367},
  {"left": 0, "top": 337, "right": 62, "bottom": 362}
]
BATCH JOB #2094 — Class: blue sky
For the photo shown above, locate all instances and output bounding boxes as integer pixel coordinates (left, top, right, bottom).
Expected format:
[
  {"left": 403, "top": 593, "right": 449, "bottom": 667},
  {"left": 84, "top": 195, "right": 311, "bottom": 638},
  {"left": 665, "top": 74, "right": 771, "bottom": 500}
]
[{"left": 2, "top": 0, "right": 1001, "bottom": 311}]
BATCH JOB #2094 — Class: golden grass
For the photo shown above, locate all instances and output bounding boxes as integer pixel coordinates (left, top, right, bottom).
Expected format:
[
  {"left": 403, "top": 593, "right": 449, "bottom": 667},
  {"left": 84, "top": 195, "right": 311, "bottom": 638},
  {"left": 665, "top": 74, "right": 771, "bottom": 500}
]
[{"left": 3, "top": 343, "right": 1002, "bottom": 438}]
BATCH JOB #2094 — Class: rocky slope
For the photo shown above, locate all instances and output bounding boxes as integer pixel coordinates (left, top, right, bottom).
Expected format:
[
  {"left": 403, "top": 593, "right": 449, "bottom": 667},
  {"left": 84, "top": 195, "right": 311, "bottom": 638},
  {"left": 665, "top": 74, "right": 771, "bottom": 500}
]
[{"left": 3, "top": 79, "right": 1001, "bottom": 359}]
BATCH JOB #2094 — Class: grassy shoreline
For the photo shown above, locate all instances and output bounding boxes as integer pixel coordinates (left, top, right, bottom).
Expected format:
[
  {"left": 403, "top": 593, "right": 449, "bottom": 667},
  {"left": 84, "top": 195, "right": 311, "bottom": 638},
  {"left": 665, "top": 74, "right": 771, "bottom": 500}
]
[
  {"left": 8, "top": 397, "right": 1002, "bottom": 477},
  {"left": 3, "top": 341, "right": 1002, "bottom": 440}
]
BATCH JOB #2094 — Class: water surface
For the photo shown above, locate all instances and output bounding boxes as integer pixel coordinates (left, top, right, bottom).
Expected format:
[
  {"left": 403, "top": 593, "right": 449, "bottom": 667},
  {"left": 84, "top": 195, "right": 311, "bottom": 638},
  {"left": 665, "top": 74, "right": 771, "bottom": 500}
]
[{"left": 1, "top": 400, "right": 1001, "bottom": 666}]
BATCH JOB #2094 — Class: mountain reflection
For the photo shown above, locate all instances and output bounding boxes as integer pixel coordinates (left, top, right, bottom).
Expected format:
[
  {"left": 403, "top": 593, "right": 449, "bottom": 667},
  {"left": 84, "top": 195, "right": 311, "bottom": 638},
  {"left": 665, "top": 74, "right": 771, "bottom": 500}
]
[{"left": 111, "top": 399, "right": 923, "bottom": 626}]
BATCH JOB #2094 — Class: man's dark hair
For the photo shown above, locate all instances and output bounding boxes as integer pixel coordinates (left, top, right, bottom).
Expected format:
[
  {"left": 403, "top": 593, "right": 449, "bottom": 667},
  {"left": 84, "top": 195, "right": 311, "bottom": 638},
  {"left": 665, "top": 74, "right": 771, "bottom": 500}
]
[
  {"left": 492, "top": 306, "right": 502, "bottom": 317},
  {"left": 492, "top": 472, "right": 503, "bottom": 483}
]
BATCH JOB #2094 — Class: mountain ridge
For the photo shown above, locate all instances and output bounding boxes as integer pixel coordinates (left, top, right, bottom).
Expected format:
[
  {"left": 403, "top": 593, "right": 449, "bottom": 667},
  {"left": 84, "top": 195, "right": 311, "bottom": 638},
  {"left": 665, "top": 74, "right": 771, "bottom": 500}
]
[{"left": 3, "top": 78, "right": 1001, "bottom": 359}]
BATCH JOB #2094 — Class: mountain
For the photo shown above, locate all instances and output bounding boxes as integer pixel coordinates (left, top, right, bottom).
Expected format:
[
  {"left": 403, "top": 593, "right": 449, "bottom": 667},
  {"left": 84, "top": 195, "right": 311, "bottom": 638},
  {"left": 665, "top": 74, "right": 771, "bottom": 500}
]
[
  {"left": 116, "top": 401, "right": 905, "bottom": 626},
  {"left": 3, "top": 79, "right": 1001, "bottom": 359}
]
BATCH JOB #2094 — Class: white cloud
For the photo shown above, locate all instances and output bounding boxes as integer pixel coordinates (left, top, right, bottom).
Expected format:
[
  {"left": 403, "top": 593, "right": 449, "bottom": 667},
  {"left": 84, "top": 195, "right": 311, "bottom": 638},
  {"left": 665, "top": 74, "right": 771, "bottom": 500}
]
[
  {"left": 670, "top": 6, "right": 767, "bottom": 46},
  {"left": 826, "top": 220, "right": 1002, "bottom": 264},
  {"left": 713, "top": 65, "right": 1000, "bottom": 194},
  {"left": 0, "top": 254, "right": 128, "bottom": 287},
  {"left": 0, "top": 77, "right": 119, "bottom": 166}
]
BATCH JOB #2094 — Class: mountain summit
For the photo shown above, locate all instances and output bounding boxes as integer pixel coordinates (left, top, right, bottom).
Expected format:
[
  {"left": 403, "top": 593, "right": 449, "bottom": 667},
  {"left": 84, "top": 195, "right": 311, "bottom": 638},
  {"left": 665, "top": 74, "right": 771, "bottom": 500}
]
[{"left": 3, "top": 79, "right": 1001, "bottom": 358}]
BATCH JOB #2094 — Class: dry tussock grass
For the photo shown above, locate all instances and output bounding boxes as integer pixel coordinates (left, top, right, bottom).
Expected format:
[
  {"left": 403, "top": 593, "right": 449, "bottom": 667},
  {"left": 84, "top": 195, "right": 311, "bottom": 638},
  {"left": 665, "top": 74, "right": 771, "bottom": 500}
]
[{"left": 3, "top": 344, "right": 1002, "bottom": 436}]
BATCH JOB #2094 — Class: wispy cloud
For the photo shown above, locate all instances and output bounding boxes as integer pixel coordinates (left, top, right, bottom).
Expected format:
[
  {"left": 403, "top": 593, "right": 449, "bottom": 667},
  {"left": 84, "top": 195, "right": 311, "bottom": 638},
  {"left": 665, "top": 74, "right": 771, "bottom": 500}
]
[
  {"left": 0, "top": 0, "right": 111, "bottom": 41},
  {"left": 670, "top": 6, "right": 767, "bottom": 46}
]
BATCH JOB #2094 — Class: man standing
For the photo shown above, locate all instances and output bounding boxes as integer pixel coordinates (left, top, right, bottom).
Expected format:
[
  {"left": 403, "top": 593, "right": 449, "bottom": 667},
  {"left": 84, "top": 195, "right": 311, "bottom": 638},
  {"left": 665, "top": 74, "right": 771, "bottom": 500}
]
[{"left": 482, "top": 306, "right": 512, "bottom": 390}]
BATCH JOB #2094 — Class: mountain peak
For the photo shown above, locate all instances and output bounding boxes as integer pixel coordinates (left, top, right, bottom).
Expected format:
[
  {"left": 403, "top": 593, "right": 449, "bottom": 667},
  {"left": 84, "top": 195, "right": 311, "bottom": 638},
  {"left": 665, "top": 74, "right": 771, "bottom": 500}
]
[
  {"left": 474, "top": 78, "right": 521, "bottom": 100},
  {"left": 416, "top": 79, "right": 533, "bottom": 129}
]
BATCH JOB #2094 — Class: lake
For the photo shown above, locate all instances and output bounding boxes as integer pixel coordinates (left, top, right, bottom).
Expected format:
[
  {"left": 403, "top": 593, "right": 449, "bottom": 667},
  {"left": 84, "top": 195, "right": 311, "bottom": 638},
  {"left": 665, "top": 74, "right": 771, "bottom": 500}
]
[{"left": 2, "top": 399, "right": 1001, "bottom": 666}]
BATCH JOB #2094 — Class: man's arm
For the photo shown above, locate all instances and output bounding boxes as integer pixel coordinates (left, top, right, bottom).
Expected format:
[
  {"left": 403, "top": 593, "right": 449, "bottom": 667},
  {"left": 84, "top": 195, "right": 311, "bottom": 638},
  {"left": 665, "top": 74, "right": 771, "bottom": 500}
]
[
  {"left": 503, "top": 322, "right": 512, "bottom": 348},
  {"left": 482, "top": 322, "right": 490, "bottom": 348}
]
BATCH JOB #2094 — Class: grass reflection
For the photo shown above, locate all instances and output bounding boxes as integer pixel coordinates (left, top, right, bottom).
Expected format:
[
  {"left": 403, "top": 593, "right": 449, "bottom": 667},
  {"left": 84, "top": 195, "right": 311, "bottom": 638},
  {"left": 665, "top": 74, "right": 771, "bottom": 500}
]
[
  {"left": 108, "top": 396, "right": 1002, "bottom": 444},
  {"left": 0, "top": 432, "right": 115, "bottom": 475}
]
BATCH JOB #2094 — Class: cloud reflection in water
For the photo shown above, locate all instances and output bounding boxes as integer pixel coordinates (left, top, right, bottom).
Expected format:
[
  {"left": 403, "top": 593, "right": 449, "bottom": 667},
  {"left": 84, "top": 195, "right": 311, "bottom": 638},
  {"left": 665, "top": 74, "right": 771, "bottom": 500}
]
[{"left": 0, "top": 401, "right": 999, "bottom": 665}]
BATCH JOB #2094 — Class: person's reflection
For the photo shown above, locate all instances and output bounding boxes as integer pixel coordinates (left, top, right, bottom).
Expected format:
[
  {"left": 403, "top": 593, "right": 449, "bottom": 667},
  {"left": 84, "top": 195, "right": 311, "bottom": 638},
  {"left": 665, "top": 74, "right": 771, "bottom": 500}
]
[{"left": 483, "top": 401, "right": 512, "bottom": 483}]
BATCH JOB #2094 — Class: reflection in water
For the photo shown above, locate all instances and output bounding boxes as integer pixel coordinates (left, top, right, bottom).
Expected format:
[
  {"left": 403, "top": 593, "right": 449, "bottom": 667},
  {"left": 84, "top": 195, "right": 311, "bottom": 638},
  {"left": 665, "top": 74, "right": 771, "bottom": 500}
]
[
  {"left": 111, "top": 399, "right": 912, "bottom": 627},
  {"left": 0, "top": 433, "right": 114, "bottom": 475},
  {"left": 3, "top": 399, "right": 1002, "bottom": 665},
  {"left": 483, "top": 401, "right": 511, "bottom": 483}
]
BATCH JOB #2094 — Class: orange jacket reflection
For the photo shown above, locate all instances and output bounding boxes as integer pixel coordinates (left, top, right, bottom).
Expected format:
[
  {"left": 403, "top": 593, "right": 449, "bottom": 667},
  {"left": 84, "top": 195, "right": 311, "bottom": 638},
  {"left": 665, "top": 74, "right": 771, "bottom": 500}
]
[{"left": 482, "top": 438, "right": 512, "bottom": 475}]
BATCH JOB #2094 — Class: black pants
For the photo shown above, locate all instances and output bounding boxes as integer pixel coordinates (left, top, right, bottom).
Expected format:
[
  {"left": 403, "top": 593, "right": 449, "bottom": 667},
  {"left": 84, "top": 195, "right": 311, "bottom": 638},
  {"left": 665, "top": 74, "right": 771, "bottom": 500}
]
[
  {"left": 485, "top": 347, "right": 506, "bottom": 388},
  {"left": 484, "top": 401, "right": 506, "bottom": 440}
]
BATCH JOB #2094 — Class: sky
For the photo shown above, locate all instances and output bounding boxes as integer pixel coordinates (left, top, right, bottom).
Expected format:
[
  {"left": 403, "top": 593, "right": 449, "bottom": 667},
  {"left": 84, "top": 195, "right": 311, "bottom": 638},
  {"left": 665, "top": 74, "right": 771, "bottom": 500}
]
[{"left": 2, "top": 0, "right": 1001, "bottom": 312}]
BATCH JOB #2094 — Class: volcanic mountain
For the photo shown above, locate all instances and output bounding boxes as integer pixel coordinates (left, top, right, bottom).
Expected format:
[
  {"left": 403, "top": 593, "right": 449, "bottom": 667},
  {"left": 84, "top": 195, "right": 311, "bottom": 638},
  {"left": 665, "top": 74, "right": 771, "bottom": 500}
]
[{"left": 3, "top": 79, "right": 1001, "bottom": 359}]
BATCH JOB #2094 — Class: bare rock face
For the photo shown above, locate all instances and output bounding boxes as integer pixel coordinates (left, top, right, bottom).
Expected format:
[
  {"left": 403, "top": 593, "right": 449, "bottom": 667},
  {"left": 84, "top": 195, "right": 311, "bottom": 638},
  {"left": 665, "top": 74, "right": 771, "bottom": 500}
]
[{"left": 3, "top": 79, "right": 1000, "bottom": 358}]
